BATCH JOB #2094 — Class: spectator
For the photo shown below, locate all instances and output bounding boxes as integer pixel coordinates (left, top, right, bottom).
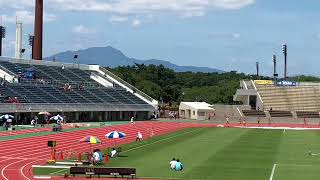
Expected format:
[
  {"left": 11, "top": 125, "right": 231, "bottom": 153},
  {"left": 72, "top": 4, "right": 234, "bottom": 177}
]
[
  {"left": 31, "top": 119, "right": 36, "bottom": 127},
  {"left": 111, "top": 148, "right": 117, "bottom": 158},
  {"left": 97, "top": 149, "right": 103, "bottom": 162},
  {"left": 175, "top": 159, "right": 183, "bottom": 171},
  {"left": 169, "top": 158, "right": 177, "bottom": 170},
  {"left": 93, "top": 149, "right": 100, "bottom": 164},
  {"left": 130, "top": 116, "right": 134, "bottom": 124},
  {"left": 136, "top": 132, "right": 142, "bottom": 141}
]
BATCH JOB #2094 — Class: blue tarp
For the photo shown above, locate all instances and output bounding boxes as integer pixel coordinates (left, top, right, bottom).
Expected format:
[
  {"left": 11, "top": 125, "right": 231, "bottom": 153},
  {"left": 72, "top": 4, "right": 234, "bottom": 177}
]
[{"left": 23, "top": 67, "right": 36, "bottom": 78}]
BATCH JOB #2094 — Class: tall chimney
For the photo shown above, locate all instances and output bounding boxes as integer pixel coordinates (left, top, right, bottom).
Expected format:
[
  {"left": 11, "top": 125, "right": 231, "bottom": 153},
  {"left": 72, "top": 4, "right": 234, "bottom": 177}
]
[
  {"left": 15, "top": 18, "right": 23, "bottom": 59},
  {"left": 33, "top": 0, "right": 43, "bottom": 60}
]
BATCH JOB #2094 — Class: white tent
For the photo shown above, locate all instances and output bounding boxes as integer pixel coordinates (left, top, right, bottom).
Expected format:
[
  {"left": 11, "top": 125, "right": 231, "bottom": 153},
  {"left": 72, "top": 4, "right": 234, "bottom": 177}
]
[{"left": 179, "top": 102, "right": 215, "bottom": 120}]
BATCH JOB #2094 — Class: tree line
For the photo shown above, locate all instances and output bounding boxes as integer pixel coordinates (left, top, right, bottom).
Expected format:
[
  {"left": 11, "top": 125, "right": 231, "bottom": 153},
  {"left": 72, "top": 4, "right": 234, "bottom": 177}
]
[{"left": 109, "top": 64, "right": 319, "bottom": 105}]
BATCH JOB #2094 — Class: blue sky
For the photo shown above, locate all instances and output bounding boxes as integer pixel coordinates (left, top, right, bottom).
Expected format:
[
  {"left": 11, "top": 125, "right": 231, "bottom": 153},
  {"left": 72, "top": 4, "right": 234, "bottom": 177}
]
[{"left": 0, "top": 0, "right": 320, "bottom": 76}]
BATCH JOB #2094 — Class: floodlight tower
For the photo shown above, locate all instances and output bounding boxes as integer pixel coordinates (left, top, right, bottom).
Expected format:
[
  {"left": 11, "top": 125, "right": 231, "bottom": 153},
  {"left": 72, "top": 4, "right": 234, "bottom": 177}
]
[
  {"left": 282, "top": 44, "right": 288, "bottom": 80},
  {"left": 256, "top": 61, "right": 259, "bottom": 80},
  {"left": 28, "top": 35, "right": 35, "bottom": 59},
  {"left": 273, "top": 55, "right": 278, "bottom": 86},
  {"left": 0, "top": 25, "right": 5, "bottom": 56}
]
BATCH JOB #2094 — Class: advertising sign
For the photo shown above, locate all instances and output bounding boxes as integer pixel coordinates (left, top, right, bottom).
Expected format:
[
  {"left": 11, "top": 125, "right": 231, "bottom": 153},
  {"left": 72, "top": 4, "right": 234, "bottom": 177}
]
[
  {"left": 254, "top": 80, "right": 273, "bottom": 85},
  {"left": 277, "top": 81, "right": 297, "bottom": 86}
]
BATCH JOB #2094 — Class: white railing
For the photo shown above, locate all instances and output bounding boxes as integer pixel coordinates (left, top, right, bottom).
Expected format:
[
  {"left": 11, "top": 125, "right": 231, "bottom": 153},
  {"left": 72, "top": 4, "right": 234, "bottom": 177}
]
[
  {"left": 99, "top": 67, "right": 158, "bottom": 105},
  {"left": 0, "top": 103, "right": 155, "bottom": 113}
]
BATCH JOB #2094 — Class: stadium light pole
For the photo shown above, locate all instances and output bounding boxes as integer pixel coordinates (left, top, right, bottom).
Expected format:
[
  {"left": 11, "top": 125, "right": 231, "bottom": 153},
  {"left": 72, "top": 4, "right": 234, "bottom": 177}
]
[
  {"left": 28, "top": 34, "right": 34, "bottom": 59},
  {"left": 273, "top": 55, "right": 278, "bottom": 86},
  {"left": 74, "top": 54, "right": 79, "bottom": 68},
  {"left": 282, "top": 44, "right": 287, "bottom": 80},
  {"left": 0, "top": 25, "right": 6, "bottom": 56},
  {"left": 256, "top": 61, "right": 259, "bottom": 80},
  {"left": 19, "top": 48, "right": 25, "bottom": 62}
]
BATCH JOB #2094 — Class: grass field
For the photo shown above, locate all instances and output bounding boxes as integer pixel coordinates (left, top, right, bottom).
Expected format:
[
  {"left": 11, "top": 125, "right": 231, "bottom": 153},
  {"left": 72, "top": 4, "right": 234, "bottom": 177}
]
[{"left": 34, "top": 127, "right": 320, "bottom": 180}]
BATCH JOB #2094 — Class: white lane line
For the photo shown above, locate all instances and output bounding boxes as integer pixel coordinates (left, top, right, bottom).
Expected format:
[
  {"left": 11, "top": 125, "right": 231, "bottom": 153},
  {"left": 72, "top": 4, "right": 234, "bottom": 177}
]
[
  {"left": 283, "top": 129, "right": 286, "bottom": 134},
  {"left": 122, "top": 128, "right": 202, "bottom": 153},
  {"left": 21, "top": 159, "right": 43, "bottom": 180},
  {"left": 49, "top": 168, "right": 68, "bottom": 175},
  {"left": 31, "top": 165, "right": 71, "bottom": 169},
  {"left": 1, "top": 159, "right": 26, "bottom": 180},
  {"left": 33, "top": 175, "right": 52, "bottom": 179},
  {"left": 269, "top": 164, "right": 277, "bottom": 180},
  {"left": 278, "top": 163, "right": 313, "bottom": 167}
]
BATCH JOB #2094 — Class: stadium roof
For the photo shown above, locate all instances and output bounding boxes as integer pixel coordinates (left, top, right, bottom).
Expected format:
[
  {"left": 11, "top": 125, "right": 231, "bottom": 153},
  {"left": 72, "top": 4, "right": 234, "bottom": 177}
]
[{"left": 180, "top": 102, "right": 215, "bottom": 111}]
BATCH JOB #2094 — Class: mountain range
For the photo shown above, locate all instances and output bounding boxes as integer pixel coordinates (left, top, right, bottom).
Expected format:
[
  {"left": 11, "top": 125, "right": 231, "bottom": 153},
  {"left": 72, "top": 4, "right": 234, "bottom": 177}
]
[{"left": 46, "top": 46, "right": 223, "bottom": 73}]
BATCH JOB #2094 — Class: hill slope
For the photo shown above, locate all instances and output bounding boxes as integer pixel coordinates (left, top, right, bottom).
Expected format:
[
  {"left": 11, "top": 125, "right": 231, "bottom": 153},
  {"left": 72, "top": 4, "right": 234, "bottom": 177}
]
[{"left": 46, "top": 46, "right": 223, "bottom": 73}]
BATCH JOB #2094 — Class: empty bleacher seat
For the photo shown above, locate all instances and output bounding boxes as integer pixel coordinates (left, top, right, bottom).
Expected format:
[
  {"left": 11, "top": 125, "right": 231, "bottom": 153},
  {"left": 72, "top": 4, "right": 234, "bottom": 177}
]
[
  {"left": 242, "top": 110, "right": 266, "bottom": 117},
  {"left": 269, "top": 110, "right": 292, "bottom": 117},
  {"left": 296, "top": 111, "right": 320, "bottom": 118}
]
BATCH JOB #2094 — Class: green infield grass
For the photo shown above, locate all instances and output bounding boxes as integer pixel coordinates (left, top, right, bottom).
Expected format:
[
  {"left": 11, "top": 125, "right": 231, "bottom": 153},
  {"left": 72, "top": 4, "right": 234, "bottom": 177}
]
[{"left": 33, "top": 127, "right": 320, "bottom": 180}]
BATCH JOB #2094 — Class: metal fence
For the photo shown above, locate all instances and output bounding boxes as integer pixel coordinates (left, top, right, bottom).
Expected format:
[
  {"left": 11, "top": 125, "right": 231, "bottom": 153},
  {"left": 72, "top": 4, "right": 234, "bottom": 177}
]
[{"left": 0, "top": 103, "right": 155, "bottom": 113}]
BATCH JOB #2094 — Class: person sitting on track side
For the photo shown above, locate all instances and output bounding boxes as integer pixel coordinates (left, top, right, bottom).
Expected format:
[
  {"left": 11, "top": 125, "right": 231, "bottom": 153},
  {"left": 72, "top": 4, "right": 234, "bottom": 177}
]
[
  {"left": 169, "top": 158, "right": 177, "bottom": 170},
  {"left": 175, "top": 159, "right": 183, "bottom": 171},
  {"left": 111, "top": 148, "right": 117, "bottom": 158},
  {"left": 93, "top": 149, "right": 100, "bottom": 165}
]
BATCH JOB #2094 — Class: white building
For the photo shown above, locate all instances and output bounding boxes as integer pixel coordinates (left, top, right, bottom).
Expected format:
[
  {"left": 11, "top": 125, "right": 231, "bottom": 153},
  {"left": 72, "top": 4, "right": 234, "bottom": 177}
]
[{"left": 179, "top": 102, "right": 215, "bottom": 120}]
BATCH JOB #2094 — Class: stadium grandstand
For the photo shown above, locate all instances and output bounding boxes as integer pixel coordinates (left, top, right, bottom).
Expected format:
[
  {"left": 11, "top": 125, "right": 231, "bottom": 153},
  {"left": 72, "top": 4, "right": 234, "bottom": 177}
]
[
  {"left": 0, "top": 56, "right": 158, "bottom": 122},
  {"left": 233, "top": 79, "right": 320, "bottom": 119}
]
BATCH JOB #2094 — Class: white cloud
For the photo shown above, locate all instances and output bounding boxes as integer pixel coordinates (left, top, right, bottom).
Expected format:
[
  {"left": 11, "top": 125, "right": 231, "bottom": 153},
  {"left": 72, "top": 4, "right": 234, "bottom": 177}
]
[
  {"left": 0, "top": 10, "right": 56, "bottom": 24},
  {"left": 0, "top": 0, "right": 255, "bottom": 18},
  {"left": 72, "top": 25, "right": 96, "bottom": 34},
  {"left": 208, "top": 32, "right": 241, "bottom": 40},
  {"left": 109, "top": 16, "right": 129, "bottom": 23},
  {"left": 0, "top": 0, "right": 34, "bottom": 9},
  {"left": 132, "top": 19, "right": 141, "bottom": 27},
  {"left": 232, "top": 33, "right": 241, "bottom": 39}
]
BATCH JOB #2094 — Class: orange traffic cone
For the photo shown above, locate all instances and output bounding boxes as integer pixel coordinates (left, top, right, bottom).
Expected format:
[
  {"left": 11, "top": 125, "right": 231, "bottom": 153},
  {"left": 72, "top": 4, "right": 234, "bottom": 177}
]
[
  {"left": 78, "top": 152, "right": 82, "bottom": 162},
  {"left": 105, "top": 154, "right": 109, "bottom": 163},
  {"left": 52, "top": 149, "right": 56, "bottom": 161},
  {"left": 59, "top": 151, "right": 64, "bottom": 160}
]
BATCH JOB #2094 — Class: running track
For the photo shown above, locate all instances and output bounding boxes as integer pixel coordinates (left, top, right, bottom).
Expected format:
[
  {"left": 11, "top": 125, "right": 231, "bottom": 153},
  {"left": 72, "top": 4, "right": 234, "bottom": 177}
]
[{"left": 0, "top": 122, "right": 215, "bottom": 180}]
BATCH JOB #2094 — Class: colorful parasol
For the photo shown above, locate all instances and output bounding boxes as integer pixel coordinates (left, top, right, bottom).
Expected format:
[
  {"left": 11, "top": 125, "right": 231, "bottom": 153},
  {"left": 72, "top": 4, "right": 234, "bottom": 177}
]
[
  {"left": 105, "top": 131, "right": 126, "bottom": 139},
  {"left": 80, "top": 136, "right": 102, "bottom": 144}
]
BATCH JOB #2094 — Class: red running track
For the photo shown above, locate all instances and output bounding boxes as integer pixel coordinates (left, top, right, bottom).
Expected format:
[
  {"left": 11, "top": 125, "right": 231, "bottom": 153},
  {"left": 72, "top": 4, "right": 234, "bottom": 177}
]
[{"left": 0, "top": 122, "right": 214, "bottom": 180}]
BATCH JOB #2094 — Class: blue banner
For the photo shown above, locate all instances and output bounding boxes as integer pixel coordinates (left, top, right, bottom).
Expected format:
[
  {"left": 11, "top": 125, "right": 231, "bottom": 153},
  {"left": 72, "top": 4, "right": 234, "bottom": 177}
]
[{"left": 277, "top": 81, "right": 297, "bottom": 86}]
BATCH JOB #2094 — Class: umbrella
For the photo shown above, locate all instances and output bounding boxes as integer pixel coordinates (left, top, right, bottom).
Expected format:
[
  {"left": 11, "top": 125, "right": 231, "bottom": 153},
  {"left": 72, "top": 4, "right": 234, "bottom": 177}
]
[
  {"left": 50, "top": 114, "right": 63, "bottom": 121},
  {"left": 105, "top": 131, "right": 126, "bottom": 149},
  {"left": 80, "top": 136, "right": 102, "bottom": 144},
  {"left": 0, "top": 114, "right": 14, "bottom": 121},
  {"left": 38, "top": 111, "right": 51, "bottom": 115},
  {"left": 105, "top": 131, "right": 126, "bottom": 139},
  {"left": 80, "top": 136, "right": 102, "bottom": 152}
]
